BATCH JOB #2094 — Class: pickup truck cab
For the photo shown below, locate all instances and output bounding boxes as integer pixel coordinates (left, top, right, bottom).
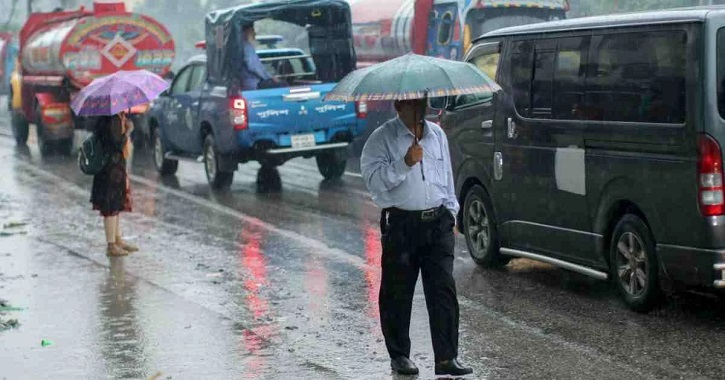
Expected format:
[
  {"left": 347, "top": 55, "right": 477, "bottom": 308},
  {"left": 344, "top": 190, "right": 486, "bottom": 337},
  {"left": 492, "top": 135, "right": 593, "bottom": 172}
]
[{"left": 148, "top": 46, "right": 366, "bottom": 189}]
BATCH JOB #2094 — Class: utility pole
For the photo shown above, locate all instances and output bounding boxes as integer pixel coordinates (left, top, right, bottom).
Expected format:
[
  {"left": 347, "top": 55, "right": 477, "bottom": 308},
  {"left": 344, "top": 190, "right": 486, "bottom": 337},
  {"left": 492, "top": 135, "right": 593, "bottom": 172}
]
[{"left": 26, "top": 0, "right": 32, "bottom": 15}]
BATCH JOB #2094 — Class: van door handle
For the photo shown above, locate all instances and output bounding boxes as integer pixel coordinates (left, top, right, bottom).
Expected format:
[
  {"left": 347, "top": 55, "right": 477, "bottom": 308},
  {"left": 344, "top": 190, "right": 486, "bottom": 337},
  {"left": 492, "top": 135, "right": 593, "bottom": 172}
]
[
  {"left": 481, "top": 120, "right": 493, "bottom": 129},
  {"left": 494, "top": 151, "right": 503, "bottom": 181}
]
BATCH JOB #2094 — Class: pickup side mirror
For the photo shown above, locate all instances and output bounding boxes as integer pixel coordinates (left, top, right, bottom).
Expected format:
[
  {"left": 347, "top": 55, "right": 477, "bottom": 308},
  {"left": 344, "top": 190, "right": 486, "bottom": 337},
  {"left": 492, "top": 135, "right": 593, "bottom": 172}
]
[{"left": 428, "top": 96, "right": 451, "bottom": 111}]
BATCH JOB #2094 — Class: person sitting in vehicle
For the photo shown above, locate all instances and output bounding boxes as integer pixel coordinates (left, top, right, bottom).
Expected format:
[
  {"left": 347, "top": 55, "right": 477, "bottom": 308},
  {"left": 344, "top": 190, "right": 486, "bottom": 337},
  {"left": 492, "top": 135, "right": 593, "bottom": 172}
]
[{"left": 238, "top": 24, "right": 283, "bottom": 90}]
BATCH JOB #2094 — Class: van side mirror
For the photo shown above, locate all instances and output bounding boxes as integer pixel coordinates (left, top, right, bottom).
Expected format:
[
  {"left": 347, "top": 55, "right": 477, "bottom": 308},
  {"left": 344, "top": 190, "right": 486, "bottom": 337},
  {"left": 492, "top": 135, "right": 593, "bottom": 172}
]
[{"left": 428, "top": 96, "right": 450, "bottom": 110}]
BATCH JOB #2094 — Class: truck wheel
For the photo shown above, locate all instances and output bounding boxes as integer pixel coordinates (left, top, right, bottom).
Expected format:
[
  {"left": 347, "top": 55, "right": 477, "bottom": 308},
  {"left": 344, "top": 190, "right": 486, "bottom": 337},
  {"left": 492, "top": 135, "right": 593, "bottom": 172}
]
[
  {"left": 203, "top": 134, "right": 233, "bottom": 190},
  {"left": 36, "top": 124, "right": 53, "bottom": 157},
  {"left": 315, "top": 148, "right": 347, "bottom": 180},
  {"left": 153, "top": 128, "right": 178, "bottom": 176},
  {"left": 462, "top": 185, "right": 509, "bottom": 268},
  {"left": 11, "top": 111, "right": 29, "bottom": 146},
  {"left": 610, "top": 214, "right": 662, "bottom": 312}
]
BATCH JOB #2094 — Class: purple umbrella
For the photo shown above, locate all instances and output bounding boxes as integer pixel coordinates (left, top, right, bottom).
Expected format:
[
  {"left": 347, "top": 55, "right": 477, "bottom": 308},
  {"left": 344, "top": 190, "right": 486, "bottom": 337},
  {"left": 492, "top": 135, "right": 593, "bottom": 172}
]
[{"left": 70, "top": 70, "right": 169, "bottom": 116}]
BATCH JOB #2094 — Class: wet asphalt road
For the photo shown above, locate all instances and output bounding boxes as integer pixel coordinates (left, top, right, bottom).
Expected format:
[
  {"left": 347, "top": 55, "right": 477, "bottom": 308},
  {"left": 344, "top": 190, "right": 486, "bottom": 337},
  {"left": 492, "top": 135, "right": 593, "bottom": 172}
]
[{"left": 2, "top": 111, "right": 725, "bottom": 379}]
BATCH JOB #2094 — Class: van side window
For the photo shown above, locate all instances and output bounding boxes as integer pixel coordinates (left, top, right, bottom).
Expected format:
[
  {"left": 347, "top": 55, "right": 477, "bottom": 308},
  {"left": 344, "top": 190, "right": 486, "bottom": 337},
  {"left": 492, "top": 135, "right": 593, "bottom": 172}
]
[
  {"left": 583, "top": 31, "right": 686, "bottom": 124},
  {"left": 511, "top": 40, "right": 534, "bottom": 117},
  {"left": 454, "top": 51, "right": 499, "bottom": 108},
  {"left": 531, "top": 49, "right": 555, "bottom": 118},
  {"left": 472, "top": 52, "right": 500, "bottom": 80},
  {"left": 553, "top": 36, "right": 589, "bottom": 120}
]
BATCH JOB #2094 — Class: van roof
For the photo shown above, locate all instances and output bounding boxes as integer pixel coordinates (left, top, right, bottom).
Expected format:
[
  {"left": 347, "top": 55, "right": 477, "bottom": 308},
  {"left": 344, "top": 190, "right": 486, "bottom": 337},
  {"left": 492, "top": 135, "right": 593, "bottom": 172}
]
[{"left": 479, "top": 6, "right": 725, "bottom": 40}]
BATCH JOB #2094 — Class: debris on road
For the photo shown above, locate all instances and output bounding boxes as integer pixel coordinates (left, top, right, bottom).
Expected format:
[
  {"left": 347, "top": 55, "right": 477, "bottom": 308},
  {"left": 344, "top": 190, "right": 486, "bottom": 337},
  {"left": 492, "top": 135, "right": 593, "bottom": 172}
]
[
  {"left": 3, "top": 222, "right": 27, "bottom": 229},
  {"left": 41, "top": 339, "right": 53, "bottom": 347},
  {"left": 0, "top": 317, "right": 19, "bottom": 331}
]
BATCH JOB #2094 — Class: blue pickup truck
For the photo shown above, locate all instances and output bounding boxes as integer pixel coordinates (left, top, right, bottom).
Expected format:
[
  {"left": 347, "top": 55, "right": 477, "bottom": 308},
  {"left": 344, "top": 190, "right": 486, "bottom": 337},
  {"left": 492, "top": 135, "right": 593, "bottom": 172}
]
[{"left": 147, "top": 0, "right": 363, "bottom": 189}]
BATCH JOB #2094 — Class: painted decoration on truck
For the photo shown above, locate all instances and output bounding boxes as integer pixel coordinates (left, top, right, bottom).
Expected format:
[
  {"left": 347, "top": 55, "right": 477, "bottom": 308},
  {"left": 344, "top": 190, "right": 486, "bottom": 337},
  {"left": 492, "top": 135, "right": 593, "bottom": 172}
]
[
  {"left": 62, "top": 14, "right": 175, "bottom": 85},
  {"left": 19, "top": 14, "right": 174, "bottom": 88}
]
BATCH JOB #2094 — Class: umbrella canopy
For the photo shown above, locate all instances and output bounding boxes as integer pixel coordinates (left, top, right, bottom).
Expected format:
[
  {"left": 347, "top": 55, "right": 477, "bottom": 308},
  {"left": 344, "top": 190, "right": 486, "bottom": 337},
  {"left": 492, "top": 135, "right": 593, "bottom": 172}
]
[
  {"left": 323, "top": 53, "right": 500, "bottom": 101},
  {"left": 71, "top": 70, "right": 169, "bottom": 117}
]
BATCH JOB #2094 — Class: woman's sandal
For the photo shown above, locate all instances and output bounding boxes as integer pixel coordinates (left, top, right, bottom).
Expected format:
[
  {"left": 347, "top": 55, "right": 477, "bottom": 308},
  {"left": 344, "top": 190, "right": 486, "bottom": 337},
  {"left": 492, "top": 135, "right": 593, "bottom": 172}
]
[
  {"left": 107, "top": 244, "right": 129, "bottom": 257},
  {"left": 116, "top": 238, "right": 139, "bottom": 253}
]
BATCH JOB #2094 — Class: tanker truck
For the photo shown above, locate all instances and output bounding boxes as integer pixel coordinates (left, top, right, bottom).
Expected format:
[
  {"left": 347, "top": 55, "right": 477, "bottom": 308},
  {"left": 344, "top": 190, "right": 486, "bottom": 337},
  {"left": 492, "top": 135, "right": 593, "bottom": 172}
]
[{"left": 9, "top": 1, "right": 175, "bottom": 155}]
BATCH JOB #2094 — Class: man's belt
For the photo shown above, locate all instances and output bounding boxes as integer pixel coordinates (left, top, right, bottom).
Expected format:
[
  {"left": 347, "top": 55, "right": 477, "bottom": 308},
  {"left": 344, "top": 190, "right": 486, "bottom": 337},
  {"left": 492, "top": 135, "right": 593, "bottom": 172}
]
[{"left": 385, "top": 205, "right": 446, "bottom": 222}]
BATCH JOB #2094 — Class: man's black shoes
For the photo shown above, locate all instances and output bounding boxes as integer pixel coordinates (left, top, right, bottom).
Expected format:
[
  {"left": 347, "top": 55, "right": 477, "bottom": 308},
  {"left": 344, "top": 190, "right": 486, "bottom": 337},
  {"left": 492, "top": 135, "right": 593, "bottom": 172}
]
[
  {"left": 435, "top": 358, "right": 473, "bottom": 376},
  {"left": 391, "top": 356, "right": 419, "bottom": 375}
]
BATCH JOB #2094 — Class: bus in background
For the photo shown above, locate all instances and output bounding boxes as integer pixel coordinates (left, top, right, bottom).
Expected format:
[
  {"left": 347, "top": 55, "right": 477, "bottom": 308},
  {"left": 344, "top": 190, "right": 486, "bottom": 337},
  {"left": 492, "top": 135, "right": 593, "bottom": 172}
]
[{"left": 350, "top": 0, "right": 567, "bottom": 65}]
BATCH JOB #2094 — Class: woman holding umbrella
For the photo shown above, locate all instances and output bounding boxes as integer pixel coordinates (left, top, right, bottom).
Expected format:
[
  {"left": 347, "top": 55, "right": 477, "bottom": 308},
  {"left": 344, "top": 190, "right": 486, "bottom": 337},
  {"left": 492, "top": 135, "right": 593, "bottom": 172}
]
[
  {"left": 90, "top": 110, "right": 136, "bottom": 256},
  {"left": 72, "top": 70, "right": 169, "bottom": 257}
]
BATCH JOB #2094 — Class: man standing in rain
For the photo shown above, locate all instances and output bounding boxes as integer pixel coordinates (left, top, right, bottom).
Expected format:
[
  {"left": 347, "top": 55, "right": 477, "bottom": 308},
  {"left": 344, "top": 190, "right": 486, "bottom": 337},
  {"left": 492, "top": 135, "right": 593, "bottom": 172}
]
[
  {"left": 237, "top": 23, "right": 280, "bottom": 90},
  {"left": 361, "top": 99, "right": 473, "bottom": 377}
]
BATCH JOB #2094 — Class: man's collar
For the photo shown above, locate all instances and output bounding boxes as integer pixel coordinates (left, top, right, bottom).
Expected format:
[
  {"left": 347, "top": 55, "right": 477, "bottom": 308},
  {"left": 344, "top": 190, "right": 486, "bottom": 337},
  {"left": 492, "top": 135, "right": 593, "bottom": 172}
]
[{"left": 394, "top": 116, "right": 432, "bottom": 139}]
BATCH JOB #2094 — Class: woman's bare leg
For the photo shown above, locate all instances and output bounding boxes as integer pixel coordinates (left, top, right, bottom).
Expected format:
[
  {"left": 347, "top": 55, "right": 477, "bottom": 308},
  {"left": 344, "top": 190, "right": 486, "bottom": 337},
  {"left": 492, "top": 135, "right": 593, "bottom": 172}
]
[
  {"left": 115, "top": 215, "right": 138, "bottom": 252},
  {"left": 105, "top": 216, "right": 126, "bottom": 256}
]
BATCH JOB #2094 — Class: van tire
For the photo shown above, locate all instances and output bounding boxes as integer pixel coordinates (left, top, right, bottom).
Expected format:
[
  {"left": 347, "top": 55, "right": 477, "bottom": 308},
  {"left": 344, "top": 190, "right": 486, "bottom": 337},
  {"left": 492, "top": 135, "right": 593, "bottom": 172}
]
[
  {"left": 316, "top": 148, "right": 347, "bottom": 180},
  {"left": 610, "top": 214, "right": 662, "bottom": 312},
  {"left": 11, "top": 111, "right": 29, "bottom": 145},
  {"left": 462, "top": 185, "right": 509, "bottom": 268},
  {"left": 153, "top": 128, "right": 178, "bottom": 176},
  {"left": 203, "top": 134, "right": 233, "bottom": 190}
]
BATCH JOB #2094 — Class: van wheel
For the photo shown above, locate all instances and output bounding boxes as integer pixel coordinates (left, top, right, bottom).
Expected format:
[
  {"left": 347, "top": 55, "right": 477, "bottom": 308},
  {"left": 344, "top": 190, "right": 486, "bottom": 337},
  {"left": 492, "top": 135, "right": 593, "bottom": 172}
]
[
  {"left": 11, "top": 111, "right": 29, "bottom": 145},
  {"left": 153, "top": 128, "right": 178, "bottom": 176},
  {"left": 316, "top": 148, "right": 347, "bottom": 180},
  {"left": 610, "top": 214, "right": 662, "bottom": 312},
  {"left": 203, "top": 134, "right": 233, "bottom": 190},
  {"left": 463, "top": 185, "right": 509, "bottom": 268}
]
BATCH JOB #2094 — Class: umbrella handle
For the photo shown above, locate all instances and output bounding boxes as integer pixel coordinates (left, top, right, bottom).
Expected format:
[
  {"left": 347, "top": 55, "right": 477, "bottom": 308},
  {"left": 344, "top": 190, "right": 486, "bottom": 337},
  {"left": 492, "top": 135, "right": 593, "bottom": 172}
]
[{"left": 419, "top": 90, "right": 428, "bottom": 181}]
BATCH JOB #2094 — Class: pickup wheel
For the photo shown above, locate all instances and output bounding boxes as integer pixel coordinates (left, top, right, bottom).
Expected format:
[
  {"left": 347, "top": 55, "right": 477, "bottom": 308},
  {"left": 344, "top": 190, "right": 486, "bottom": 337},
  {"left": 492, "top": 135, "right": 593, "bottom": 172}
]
[
  {"left": 316, "top": 148, "right": 347, "bottom": 180},
  {"left": 153, "top": 128, "right": 178, "bottom": 176},
  {"left": 203, "top": 134, "right": 233, "bottom": 190},
  {"left": 11, "top": 111, "right": 29, "bottom": 146}
]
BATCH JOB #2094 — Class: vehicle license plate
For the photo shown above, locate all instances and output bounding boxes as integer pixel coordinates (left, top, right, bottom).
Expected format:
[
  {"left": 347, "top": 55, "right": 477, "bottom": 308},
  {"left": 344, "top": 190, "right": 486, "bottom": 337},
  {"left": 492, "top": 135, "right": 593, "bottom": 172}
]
[{"left": 291, "top": 134, "right": 316, "bottom": 148}]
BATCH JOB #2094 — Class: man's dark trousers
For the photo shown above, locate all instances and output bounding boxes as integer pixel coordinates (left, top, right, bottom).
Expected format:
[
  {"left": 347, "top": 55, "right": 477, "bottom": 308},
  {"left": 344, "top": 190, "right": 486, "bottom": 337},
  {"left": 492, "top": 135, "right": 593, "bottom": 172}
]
[{"left": 378, "top": 206, "right": 459, "bottom": 362}]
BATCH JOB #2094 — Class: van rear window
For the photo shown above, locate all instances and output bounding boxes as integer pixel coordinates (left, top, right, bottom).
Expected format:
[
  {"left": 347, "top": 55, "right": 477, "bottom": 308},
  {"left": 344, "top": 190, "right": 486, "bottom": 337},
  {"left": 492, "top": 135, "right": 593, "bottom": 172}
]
[
  {"left": 584, "top": 31, "right": 686, "bottom": 124},
  {"left": 511, "top": 30, "right": 687, "bottom": 124},
  {"left": 718, "top": 29, "right": 725, "bottom": 118}
]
